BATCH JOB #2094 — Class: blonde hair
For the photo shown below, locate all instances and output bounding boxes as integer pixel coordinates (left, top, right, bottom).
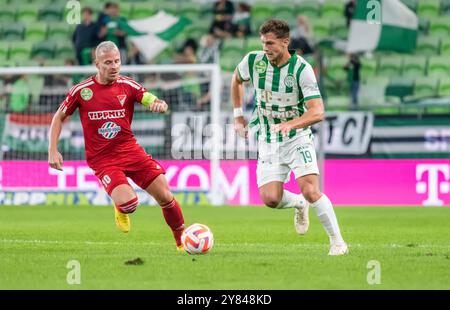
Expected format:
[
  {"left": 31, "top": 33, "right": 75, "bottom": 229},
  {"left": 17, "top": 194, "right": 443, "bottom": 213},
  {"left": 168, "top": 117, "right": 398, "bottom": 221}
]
[{"left": 95, "top": 41, "right": 119, "bottom": 60}]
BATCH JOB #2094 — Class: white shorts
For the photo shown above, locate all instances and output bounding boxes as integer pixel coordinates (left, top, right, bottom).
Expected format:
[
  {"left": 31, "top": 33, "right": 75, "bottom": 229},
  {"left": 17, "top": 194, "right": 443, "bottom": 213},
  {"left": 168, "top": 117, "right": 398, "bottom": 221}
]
[{"left": 256, "top": 134, "right": 320, "bottom": 187}]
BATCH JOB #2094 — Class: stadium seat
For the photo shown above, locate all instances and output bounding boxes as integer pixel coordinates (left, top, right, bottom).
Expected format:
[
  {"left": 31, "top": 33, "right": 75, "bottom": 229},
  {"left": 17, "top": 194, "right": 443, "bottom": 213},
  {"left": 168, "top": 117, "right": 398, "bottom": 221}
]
[
  {"left": 402, "top": 56, "right": 427, "bottom": 77},
  {"left": 312, "top": 19, "right": 330, "bottom": 39},
  {"left": 360, "top": 58, "right": 378, "bottom": 80},
  {"left": 413, "top": 77, "right": 439, "bottom": 98},
  {"left": 183, "top": 24, "right": 208, "bottom": 42},
  {"left": 0, "top": 7, "right": 16, "bottom": 22},
  {"left": 47, "top": 23, "right": 71, "bottom": 40},
  {"left": 56, "top": 41, "right": 75, "bottom": 60},
  {"left": 118, "top": 3, "right": 132, "bottom": 19},
  {"left": 417, "top": 0, "right": 441, "bottom": 18},
  {"left": 2, "top": 23, "right": 25, "bottom": 41},
  {"left": 321, "top": 0, "right": 344, "bottom": 18},
  {"left": 25, "top": 23, "right": 48, "bottom": 42},
  {"left": 441, "top": 38, "right": 450, "bottom": 55},
  {"left": 416, "top": 36, "right": 441, "bottom": 55},
  {"left": 296, "top": 1, "right": 320, "bottom": 18},
  {"left": 429, "top": 18, "right": 450, "bottom": 37},
  {"left": 377, "top": 56, "right": 403, "bottom": 77},
  {"left": 157, "top": 2, "right": 179, "bottom": 15},
  {"left": 222, "top": 38, "right": 246, "bottom": 54},
  {"left": 39, "top": 6, "right": 64, "bottom": 22},
  {"left": 400, "top": 0, "right": 418, "bottom": 12},
  {"left": 245, "top": 37, "right": 261, "bottom": 53},
  {"left": 32, "top": 41, "right": 56, "bottom": 59},
  {"left": 330, "top": 20, "right": 348, "bottom": 39},
  {"left": 130, "top": 3, "right": 156, "bottom": 19},
  {"left": 0, "top": 43, "right": 8, "bottom": 60},
  {"left": 273, "top": 5, "right": 296, "bottom": 23},
  {"left": 251, "top": 3, "right": 274, "bottom": 26},
  {"left": 8, "top": 41, "right": 32, "bottom": 61},
  {"left": 428, "top": 56, "right": 450, "bottom": 77},
  {"left": 220, "top": 54, "right": 238, "bottom": 73},
  {"left": 438, "top": 78, "right": 450, "bottom": 96},
  {"left": 16, "top": 6, "right": 39, "bottom": 23},
  {"left": 326, "top": 56, "right": 348, "bottom": 82},
  {"left": 179, "top": 3, "right": 202, "bottom": 21},
  {"left": 385, "top": 76, "right": 414, "bottom": 101}
]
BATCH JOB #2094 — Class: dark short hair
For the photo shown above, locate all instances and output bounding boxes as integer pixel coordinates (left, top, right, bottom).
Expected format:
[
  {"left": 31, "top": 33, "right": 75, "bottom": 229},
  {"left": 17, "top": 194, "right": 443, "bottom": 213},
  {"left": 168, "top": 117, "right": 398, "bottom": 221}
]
[
  {"left": 82, "top": 7, "right": 93, "bottom": 14},
  {"left": 259, "top": 19, "right": 290, "bottom": 39}
]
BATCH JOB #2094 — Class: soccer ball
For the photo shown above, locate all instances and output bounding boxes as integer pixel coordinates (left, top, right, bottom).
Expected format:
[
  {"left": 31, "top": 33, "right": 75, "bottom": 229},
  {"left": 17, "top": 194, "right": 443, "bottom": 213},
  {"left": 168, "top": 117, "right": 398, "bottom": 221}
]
[{"left": 181, "top": 223, "right": 214, "bottom": 254}]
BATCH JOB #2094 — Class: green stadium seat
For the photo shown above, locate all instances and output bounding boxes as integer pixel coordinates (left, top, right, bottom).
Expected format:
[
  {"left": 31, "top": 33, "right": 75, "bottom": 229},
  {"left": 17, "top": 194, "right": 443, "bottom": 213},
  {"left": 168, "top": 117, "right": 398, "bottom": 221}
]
[
  {"left": 400, "top": 0, "right": 418, "bottom": 12},
  {"left": 321, "top": 0, "right": 344, "bottom": 18},
  {"left": 385, "top": 76, "right": 414, "bottom": 101},
  {"left": 179, "top": 3, "right": 202, "bottom": 21},
  {"left": 8, "top": 41, "right": 32, "bottom": 61},
  {"left": 39, "top": 6, "right": 64, "bottom": 22},
  {"left": 183, "top": 24, "right": 208, "bottom": 41},
  {"left": 416, "top": 36, "right": 441, "bottom": 55},
  {"left": 296, "top": 1, "right": 320, "bottom": 18},
  {"left": 251, "top": 4, "right": 274, "bottom": 25},
  {"left": 130, "top": 3, "right": 156, "bottom": 19},
  {"left": 441, "top": 38, "right": 450, "bottom": 55},
  {"left": 311, "top": 19, "right": 330, "bottom": 38},
  {"left": 153, "top": 47, "right": 174, "bottom": 64},
  {"left": 2, "top": 23, "right": 25, "bottom": 41},
  {"left": 56, "top": 41, "right": 75, "bottom": 60},
  {"left": 16, "top": 6, "right": 39, "bottom": 23},
  {"left": 428, "top": 56, "right": 450, "bottom": 77},
  {"left": 32, "top": 41, "right": 56, "bottom": 59},
  {"left": 417, "top": 0, "right": 441, "bottom": 18},
  {"left": 414, "top": 77, "right": 439, "bottom": 98},
  {"left": 273, "top": 5, "right": 296, "bottom": 23},
  {"left": 0, "top": 7, "right": 16, "bottom": 22},
  {"left": 245, "top": 37, "right": 261, "bottom": 53},
  {"left": 360, "top": 58, "right": 378, "bottom": 79},
  {"left": 326, "top": 56, "right": 347, "bottom": 82},
  {"left": 0, "top": 43, "right": 9, "bottom": 60},
  {"left": 47, "top": 23, "right": 71, "bottom": 40},
  {"left": 438, "top": 78, "right": 450, "bottom": 96},
  {"left": 222, "top": 38, "right": 246, "bottom": 54},
  {"left": 119, "top": 3, "right": 132, "bottom": 19},
  {"left": 402, "top": 56, "right": 427, "bottom": 77},
  {"left": 330, "top": 20, "right": 348, "bottom": 39},
  {"left": 25, "top": 23, "right": 48, "bottom": 42},
  {"left": 429, "top": 18, "right": 450, "bottom": 37},
  {"left": 378, "top": 56, "right": 403, "bottom": 77},
  {"left": 220, "top": 54, "right": 238, "bottom": 73},
  {"left": 15, "top": 59, "right": 41, "bottom": 67},
  {"left": 157, "top": 2, "right": 179, "bottom": 15},
  {"left": 44, "top": 59, "right": 66, "bottom": 66}
]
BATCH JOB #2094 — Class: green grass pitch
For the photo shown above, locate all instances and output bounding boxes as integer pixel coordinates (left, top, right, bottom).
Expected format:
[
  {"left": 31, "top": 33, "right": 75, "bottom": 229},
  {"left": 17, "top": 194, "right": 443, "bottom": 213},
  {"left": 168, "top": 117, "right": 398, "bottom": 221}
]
[{"left": 0, "top": 205, "right": 449, "bottom": 289}]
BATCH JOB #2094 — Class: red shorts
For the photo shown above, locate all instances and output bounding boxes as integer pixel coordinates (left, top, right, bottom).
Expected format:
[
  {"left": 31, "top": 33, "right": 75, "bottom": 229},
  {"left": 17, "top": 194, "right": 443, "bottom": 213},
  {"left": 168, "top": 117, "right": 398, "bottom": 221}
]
[{"left": 94, "top": 155, "right": 166, "bottom": 196}]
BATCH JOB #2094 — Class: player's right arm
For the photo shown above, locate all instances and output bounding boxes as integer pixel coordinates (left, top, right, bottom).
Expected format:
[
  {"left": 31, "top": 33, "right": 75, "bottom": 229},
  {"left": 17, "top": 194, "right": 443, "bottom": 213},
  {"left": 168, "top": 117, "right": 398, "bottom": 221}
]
[
  {"left": 231, "top": 53, "right": 252, "bottom": 138},
  {"left": 48, "top": 87, "right": 79, "bottom": 171},
  {"left": 48, "top": 110, "right": 68, "bottom": 171}
]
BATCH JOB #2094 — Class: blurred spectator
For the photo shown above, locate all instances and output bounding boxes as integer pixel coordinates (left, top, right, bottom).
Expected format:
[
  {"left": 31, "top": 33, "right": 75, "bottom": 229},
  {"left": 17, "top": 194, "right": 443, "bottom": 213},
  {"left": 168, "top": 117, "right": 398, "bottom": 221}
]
[
  {"left": 72, "top": 7, "right": 99, "bottom": 65},
  {"left": 345, "top": 0, "right": 356, "bottom": 28},
  {"left": 198, "top": 34, "right": 219, "bottom": 64},
  {"left": 174, "top": 39, "right": 198, "bottom": 64},
  {"left": 127, "top": 42, "right": 145, "bottom": 81},
  {"left": 344, "top": 53, "right": 361, "bottom": 109},
  {"left": 290, "top": 15, "right": 314, "bottom": 55},
  {"left": 232, "top": 3, "right": 252, "bottom": 38},
  {"left": 9, "top": 75, "right": 30, "bottom": 113},
  {"left": 209, "top": 0, "right": 235, "bottom": 39}
]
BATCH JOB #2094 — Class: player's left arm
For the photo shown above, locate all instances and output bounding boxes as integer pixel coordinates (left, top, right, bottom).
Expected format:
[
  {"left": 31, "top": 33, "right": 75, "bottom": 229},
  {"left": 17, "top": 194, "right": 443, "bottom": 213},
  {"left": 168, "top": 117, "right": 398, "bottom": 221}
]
[{"left": 134, "top": 81, "right": 168, "bottom": 113}]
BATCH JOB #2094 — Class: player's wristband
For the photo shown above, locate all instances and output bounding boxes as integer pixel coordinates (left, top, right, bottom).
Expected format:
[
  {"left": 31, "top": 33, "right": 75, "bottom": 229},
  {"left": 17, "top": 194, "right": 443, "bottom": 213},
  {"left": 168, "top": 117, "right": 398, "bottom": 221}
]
[
  {"left": 233, "top": 107, "right": 244, "bottom": 118},
  {"left": 141, "top": 92, "right": 157, "bottom": 108}
]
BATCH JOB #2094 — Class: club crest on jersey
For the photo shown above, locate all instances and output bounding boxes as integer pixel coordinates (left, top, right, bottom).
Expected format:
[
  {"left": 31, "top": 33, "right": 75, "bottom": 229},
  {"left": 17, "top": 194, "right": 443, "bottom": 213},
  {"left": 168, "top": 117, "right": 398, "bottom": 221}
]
[
  {"left": 284, "top": 74, "right": 295, "bottom": 88},
  {"left": 98, "top": 122, "right": 121, "bottom": 139},
  {"left": 255, "top": 60, "right": 267, "bottom": 74},
  {"left": 80, "top": 88, "right": 93, "bottom": 100},
  {"left": 117, "top": 94, "right": 127, "bottom": 106}
]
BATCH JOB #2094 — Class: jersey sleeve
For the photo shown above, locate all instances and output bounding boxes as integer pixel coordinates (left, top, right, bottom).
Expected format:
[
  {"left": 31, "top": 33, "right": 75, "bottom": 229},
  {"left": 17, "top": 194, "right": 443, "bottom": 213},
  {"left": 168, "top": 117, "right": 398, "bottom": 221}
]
[
  {"left": 298, "top": 62, "right": 322, "bottom": 101},
  {"left": 236, "top": 52, "right": 252, "bottom": 82},
  {"left": 129, "top": 79, "right": 147, "bottom": 103},
  {"left": 59, "top": 88, "right": 79, "bottom": 115}
]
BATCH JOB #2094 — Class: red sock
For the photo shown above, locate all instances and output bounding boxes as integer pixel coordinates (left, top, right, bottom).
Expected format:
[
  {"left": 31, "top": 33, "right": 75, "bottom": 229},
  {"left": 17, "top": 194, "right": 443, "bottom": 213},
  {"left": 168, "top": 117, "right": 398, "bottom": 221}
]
[{"left": 160, "top": 199, "right": 185, "bottom": 246}]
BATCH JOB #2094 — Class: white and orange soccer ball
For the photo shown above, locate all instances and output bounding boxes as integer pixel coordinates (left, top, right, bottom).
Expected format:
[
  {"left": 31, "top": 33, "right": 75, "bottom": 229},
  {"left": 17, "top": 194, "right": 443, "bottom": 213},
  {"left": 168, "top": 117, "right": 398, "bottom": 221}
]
[{"left": 181, "top": 223, "right": 214, "bottom": 254}]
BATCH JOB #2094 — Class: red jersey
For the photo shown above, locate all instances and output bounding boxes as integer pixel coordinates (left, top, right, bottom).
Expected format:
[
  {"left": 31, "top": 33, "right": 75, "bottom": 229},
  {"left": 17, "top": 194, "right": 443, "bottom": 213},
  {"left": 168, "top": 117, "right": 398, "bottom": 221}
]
[{"left": 59, "top": 75, "right": 148, "bottom": 170}]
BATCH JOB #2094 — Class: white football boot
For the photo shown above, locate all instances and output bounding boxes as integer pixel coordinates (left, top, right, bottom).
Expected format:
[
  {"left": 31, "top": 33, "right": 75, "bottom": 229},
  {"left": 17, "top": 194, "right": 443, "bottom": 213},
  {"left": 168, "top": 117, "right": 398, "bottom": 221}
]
[
  {"left": 328, "top": 242, "right": 349, "bottom": 256},
  {"left": 294, "top": 203, "right": 310, "bottom": 235}
]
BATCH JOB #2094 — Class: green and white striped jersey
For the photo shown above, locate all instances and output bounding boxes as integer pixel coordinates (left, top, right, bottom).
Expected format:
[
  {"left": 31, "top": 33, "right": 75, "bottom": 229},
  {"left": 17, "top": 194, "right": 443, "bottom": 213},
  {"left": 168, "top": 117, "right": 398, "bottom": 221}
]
[{"left": 236, "top": 50, "right": 321, "bottom": 143}]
